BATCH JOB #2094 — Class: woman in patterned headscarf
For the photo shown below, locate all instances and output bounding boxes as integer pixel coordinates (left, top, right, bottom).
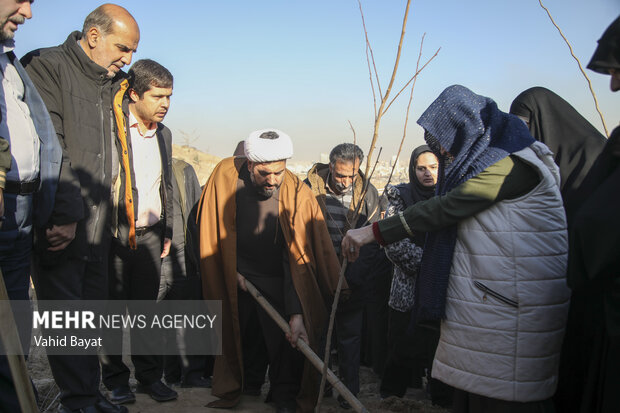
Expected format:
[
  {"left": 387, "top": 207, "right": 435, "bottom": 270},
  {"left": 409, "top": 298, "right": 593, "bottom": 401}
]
[{"left": 380, "top": 145, "right": 452, "bottom": 406}]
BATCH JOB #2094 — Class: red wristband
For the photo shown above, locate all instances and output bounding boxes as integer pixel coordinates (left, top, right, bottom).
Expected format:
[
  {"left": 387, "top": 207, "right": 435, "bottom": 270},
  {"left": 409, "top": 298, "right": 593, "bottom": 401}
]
[{"left": 372, "top": 221, "right": 387, "bottom": 246}]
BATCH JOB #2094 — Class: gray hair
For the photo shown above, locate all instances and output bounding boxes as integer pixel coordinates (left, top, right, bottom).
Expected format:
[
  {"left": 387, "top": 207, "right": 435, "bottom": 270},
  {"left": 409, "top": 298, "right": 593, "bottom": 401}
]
[
  {"left": 82, "top": 5, "right": 115, "bottom": 37},
  {"left": 329, "top": 143, "right": 364, "bottom": 165}
]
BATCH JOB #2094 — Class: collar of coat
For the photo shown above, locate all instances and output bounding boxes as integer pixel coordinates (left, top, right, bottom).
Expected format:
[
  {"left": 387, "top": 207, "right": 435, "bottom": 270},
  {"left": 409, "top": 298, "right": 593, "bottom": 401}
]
[
  {"left": 64, "top": 31, "right": 127, "bottom": 84},
  {"left": 306, "top": 162, "right": 370, "bottom": 232}
]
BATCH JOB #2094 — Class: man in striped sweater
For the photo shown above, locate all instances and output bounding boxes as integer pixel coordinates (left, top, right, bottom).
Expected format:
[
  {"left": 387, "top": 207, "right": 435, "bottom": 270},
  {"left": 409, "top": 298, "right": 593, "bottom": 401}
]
[{"left": 305, "top": 143, "right": 380, "bottom": 409}]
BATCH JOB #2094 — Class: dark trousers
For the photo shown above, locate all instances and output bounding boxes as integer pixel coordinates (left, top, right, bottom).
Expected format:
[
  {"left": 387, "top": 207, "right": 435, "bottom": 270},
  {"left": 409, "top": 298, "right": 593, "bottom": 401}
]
[
  {"left": 336, "top": 307, "right": 364, "bottom": 396},
  {"left": 239, "top": 295, "right": 268, "bottom": 393},
  {"left": 381, "top": 308, "right": 452, "bottom": 407},
  {"left": 238, "top": 288, "right": 303, "bottom": 408},
  {"left": 0, "top": 193, "right": 33, "bottom": 412},
  {"left": 33, "top": 254, "right": 109, "bottom": 409},
  {"left": 363, "top": 266, "right": 391, "bottom": 375},
  {"left": 101, "top": 228, "right": 163, "bottom": 388},
  {"left": 381, "top": 309, "right": 423, "bottom": 397},
  {"left": 159, "top": 244, "right": 213, "bottom": 383}
]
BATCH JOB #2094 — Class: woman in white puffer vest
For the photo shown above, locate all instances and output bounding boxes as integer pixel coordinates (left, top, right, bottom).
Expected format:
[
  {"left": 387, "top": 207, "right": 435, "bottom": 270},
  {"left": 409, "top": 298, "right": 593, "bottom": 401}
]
[{"left": 342, "top": 85, "right": 570, "bottom": 413}]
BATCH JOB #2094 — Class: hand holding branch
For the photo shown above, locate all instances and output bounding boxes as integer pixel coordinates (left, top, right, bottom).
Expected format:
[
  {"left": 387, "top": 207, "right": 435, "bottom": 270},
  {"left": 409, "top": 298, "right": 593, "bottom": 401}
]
[
  {"left": 341, "top": 225, "right": 375, "bottom": 262},
  {"left": 287, "top": 314, "right": 308, "bottom": 348}
]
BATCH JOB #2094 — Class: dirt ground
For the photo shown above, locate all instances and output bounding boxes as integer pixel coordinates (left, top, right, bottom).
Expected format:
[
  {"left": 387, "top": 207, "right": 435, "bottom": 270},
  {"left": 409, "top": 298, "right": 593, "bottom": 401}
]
[{"left": 28, "top": 343, "right": 449, "bottom": 413}]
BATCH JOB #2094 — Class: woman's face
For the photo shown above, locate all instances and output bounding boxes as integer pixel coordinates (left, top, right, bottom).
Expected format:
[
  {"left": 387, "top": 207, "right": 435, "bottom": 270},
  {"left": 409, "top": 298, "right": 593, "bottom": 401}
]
[{"left": 415, "top": 151, "right": 439, "bottom": 187}]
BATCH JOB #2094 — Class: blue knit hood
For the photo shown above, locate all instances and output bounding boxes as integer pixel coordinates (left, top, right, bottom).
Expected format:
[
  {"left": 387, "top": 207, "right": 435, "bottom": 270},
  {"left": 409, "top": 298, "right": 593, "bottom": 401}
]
[
  {"left": 418, "top": 84, "right": 535, "bottom": 195},
  {"left": 411, "top": 85, "right": 535, "bottom": 324}
]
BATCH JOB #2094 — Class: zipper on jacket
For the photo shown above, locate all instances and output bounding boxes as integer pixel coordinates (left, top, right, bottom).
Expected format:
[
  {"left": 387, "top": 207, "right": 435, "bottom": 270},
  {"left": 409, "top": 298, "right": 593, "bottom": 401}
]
[
  {"left": 90, "top": 85, "right": 106, "bottom": 248},
  {"left": 473, "top": 281, "right": 519, "bottom": 308}
]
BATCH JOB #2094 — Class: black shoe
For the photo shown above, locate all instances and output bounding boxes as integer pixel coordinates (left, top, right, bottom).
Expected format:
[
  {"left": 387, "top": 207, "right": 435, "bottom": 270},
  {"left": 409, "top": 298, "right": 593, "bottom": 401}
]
[
  {"left": 94, "top": 397, "right": 130, "bottom": 412},
  {"left": 109, "top": 385, "right": 135, "bottom": 405},
  {"left": 137, "top": 380, "right": 178, "bottom": 402},
  {"left": 181, "top": 375, "right": 212, "bottom": 388},
  {"left": 337, "top": 395, "right": 352, "bottom": 410},
  {"left": 276, "top": 405, "right": 296, "bottom": 413}
]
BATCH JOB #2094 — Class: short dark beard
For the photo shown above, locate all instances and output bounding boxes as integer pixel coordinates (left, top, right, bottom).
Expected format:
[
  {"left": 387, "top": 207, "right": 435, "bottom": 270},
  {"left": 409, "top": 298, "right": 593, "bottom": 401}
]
[
  {"left": 328, "top": 172, "right": 352, "bottom": 195},
  {"left": 334, "top": 181, "right": 351, "bottom": 194},
  {"left": 249, "top": 171, "right": 279, "bottom": 199}
]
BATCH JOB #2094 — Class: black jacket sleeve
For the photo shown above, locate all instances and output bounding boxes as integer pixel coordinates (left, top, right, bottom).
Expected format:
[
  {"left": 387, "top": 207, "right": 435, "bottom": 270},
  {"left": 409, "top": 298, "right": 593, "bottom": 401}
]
[
  {"left": 160, "top": 126, "right": 174, "bottom": 240},
  {"left": 184, "top": 163, "right": 202, "bottom": 276},
  {"left": 21, "top": 53, "right": 84, "bottom": 225}
]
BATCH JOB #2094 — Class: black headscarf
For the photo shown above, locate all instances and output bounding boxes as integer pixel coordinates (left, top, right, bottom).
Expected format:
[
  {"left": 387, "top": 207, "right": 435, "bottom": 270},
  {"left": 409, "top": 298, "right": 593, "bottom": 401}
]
[
  {"left": 398, "top": 144, "right": 436, "bottom": 206},
  {"left": 395, "top": 145, "right": 436, "bottom": 246},
  {"left": 509, "top": 87, "right": 606, "bottom": 220},
  {"left": 413, "top": 85, "right": 535, "bottom": 322},
  {"left": 587, "top": 15, "right": 620, "bottom": 74}
]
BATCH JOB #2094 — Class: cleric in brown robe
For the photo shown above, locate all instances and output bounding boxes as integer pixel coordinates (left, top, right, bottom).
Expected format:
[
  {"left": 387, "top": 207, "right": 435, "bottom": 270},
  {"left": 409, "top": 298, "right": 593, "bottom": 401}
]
[{"left": 197, "top": 129, "right": 343, "bottom": 413}]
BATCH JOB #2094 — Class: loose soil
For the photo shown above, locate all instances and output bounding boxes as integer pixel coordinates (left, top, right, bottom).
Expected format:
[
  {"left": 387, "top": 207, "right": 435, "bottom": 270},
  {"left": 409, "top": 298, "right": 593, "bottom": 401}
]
[{"left": 29, "top": 344, "right": 448, "bottom": 413}]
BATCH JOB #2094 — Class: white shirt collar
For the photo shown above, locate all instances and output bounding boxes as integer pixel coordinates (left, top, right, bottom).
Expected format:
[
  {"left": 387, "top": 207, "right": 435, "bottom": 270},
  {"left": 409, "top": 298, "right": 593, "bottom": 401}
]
[{"left": 129, "top": 111, "right": 157, "bottom": 138}]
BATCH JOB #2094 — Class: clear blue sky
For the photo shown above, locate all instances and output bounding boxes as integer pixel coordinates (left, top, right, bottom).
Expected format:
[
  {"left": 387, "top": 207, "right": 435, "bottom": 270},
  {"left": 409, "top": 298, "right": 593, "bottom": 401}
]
[{"left": 14, "top": 0, "right": 620, "bottom": 162}]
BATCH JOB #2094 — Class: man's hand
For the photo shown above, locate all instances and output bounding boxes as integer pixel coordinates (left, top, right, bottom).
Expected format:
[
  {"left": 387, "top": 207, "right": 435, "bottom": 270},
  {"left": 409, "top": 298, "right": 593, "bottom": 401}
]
[
  {"left": 237, "top": 272, "right": 247, "bottom": 292},
  {"left": 161, "top": 237, "right": 171, "bottom": 258},
  {"left": 286, "top": 314, "right": 308, "bottom": 348},
  {"left": 341, "top": 225, "right": 375, "bottom": 262},
  {"left": 46, "top": 222, "right": 77, "bottom": 251}
]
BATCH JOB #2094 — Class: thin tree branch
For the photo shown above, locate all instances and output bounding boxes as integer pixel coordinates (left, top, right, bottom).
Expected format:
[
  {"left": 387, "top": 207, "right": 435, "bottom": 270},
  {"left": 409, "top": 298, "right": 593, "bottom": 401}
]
[
  {"left": 357, "top": 0, "right": 382, "bottom": 108},
  {"left": 353, "top": 147, "right": 382, "bottom": 225},
  {"left": 316, "top": 259, "right": 347, "bottom": 413},
  {"left": 383, "top": 46, "right": 440, "bottom": 115},
  {"left": 348, "top": 120, "right": 357, "bottom": 147},
  {"left": 538, "top": 0, "right": 609, "bottom": 137},
  {"left": 386, "top": 34, "right": 427, "bottom": 186},
  {"left": 349, "top": 119, "right": 358, "bottom": 214},
  {"left": 319, "top": 3, "right": 424, "bottom": 410},
  {"left": 364, "top": 0, "right": 412, "bottom": 179},
  {"left": 364, "top": 38, "right": 378, "bottom": 116}
]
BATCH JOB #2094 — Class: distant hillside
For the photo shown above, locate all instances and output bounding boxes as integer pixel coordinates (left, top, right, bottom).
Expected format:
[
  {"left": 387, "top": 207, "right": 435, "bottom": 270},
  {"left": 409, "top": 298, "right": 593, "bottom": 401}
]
[
  {"left": 172, "top": 144, "right": 410, "bottom": 192},
  {"left": 172, "top": 144, "right": 221, "bottom": 186}
]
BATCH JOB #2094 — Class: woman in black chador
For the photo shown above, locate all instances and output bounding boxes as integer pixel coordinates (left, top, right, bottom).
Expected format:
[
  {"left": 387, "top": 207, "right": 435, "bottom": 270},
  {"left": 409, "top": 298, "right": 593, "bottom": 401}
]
[{"left": 556, "top": 15, "right": 620, "bottom": 413}]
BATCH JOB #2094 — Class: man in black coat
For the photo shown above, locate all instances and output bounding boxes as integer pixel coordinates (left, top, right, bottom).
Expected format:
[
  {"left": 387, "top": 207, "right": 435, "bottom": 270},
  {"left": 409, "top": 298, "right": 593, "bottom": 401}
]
[{"left": 21, "top": 4, "right": 140, "bottom": 413}]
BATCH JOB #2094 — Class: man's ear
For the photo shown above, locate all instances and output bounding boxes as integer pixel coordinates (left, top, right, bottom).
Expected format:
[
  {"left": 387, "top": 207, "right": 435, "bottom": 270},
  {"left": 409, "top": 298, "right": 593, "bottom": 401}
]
[
  {"left": 84, "top": 26, "right": 101, "bottom": 48},
  {"left": 247, "top": 161, "right": 253, "bottom": 172},
  {"left": 128, "top": 88, "right": 140, "bottom": 103}
]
